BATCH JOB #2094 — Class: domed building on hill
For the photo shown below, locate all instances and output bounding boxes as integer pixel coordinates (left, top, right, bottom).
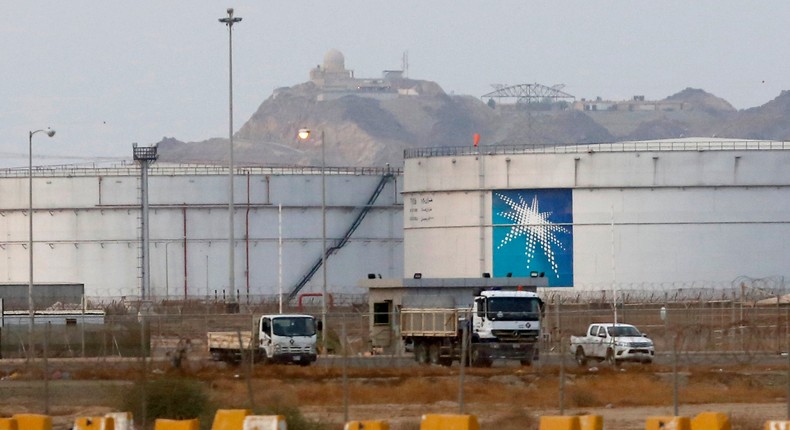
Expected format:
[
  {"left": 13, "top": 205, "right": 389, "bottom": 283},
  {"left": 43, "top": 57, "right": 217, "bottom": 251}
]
[{"left": 308, "top": 49, "right": 413, "bottom": 101}]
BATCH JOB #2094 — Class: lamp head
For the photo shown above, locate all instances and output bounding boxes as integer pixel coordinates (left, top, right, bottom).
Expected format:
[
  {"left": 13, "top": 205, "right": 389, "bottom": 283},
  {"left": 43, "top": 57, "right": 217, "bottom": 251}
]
[
  {"left": 297, "top": 128, "right": 311, "bottom": 141},
  {"left": 46, "top": 129, "right": 56, "bottom": 138}
]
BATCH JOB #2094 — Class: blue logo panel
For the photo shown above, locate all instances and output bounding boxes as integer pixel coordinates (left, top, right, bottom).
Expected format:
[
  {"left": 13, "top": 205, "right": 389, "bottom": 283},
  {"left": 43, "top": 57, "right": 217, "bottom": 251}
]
[{"left": 492, "top": 189, "right": 573, "bottom": 286}]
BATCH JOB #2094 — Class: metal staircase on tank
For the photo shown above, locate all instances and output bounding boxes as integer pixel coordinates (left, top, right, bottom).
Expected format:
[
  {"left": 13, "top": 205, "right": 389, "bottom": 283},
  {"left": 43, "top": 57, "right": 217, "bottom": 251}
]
[{"left": 287, "top": 172, "right": 395, "bottom": 302}]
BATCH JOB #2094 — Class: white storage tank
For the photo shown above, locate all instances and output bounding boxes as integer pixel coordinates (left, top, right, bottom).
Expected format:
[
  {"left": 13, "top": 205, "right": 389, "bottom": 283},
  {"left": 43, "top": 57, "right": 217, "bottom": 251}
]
[
  {"left": 403, "top": 138, "right": 790, "bottom": 290},
  {"left": 0, "top": 164, "right": 403, "bottom": 305}
]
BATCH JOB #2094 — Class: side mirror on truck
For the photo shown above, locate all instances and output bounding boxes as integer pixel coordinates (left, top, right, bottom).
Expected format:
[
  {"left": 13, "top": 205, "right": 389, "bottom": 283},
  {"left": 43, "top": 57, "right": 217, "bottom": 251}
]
[{"left": 316, "top": 320, "right": 323, "bottom": 331}]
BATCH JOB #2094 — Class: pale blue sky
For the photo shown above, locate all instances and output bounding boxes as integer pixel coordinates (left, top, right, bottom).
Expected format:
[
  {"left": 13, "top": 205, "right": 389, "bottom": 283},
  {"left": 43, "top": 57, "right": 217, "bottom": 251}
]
[{"left": 2, "top": 2, "right": 788, "bottom": 167}]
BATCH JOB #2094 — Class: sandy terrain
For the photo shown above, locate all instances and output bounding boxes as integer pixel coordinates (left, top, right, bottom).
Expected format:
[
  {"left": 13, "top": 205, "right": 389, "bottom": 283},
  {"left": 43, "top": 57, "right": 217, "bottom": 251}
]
[{"left": 0, "top": 358, "right": 787, "bottom": 430}]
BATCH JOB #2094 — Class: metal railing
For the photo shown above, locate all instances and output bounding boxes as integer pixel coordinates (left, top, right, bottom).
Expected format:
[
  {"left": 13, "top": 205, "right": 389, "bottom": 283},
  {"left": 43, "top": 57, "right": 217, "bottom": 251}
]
[
  {"left": 404, "top": 139, "right": 790, "bottom": 159},
  {"left": 0, "top": 163, "right": 402, "bottom": 179}
]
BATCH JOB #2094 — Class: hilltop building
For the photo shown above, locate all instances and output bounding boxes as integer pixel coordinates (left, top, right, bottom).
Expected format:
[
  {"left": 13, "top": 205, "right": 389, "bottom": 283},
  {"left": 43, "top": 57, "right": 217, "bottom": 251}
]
[
  {"left": 308, "top": 49, "right": 417, "bottom": 101},
  {"left": 573, "top": 95, "right": 687, "bottom": 112}
]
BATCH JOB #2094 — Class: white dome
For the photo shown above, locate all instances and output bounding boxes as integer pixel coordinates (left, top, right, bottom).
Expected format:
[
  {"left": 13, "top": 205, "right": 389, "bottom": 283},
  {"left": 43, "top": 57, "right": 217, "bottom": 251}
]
[{"left": 323, "top": 49, "right": 345, "bottom": 72}]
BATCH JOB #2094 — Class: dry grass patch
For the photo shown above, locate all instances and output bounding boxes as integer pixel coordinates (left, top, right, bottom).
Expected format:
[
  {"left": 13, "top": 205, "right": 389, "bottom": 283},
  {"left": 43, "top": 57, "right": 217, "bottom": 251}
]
[
  {"left": 558, "top": 371, "right": 671, "bottom": 407},
  {"left": 729, "top": 412, "right": 768, "bottom": 430},
  {"left": 682, "top": 373, "right": 785, "bottom": 404},
  {"left": 479, "top": 408, "right": 539, "bottom": 430}
]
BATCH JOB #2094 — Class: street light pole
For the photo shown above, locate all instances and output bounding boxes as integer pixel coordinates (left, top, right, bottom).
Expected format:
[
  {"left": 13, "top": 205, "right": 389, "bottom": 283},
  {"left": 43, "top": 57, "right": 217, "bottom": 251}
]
[
  {"left": 320, "top": 130, "right": 327, "bottom": 355},
  {"left": 219, "top": 8, "right": 242, "bottom": 311},
  {"left": 28, "top": 128, "right": 56, "bottom": 350},
  {"left": 297, "top": 128, "right": 328, "bottom": 355}
]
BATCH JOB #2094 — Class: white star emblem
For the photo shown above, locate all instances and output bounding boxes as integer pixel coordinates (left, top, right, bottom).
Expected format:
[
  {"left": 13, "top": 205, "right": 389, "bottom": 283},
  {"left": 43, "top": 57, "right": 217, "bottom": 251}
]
[{"left": 496, "top": 193, "right": 570, "bottom": 278}]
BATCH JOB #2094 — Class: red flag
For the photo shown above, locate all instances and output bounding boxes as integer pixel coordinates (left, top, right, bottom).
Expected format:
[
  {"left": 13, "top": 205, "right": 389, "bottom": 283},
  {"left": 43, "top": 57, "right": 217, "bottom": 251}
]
[{"left": 473, "top": 133, "right": 480, "bottom": 147}]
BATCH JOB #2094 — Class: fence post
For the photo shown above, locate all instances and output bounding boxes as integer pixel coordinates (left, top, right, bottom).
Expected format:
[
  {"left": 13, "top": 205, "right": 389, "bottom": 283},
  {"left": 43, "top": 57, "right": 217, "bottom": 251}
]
[
  {"left": 237, "top": 329, "right": 255, "bottom": 410},
  {"left": 673, "top": 331, "right": 679, "bottom": 416},
  {"left": 44, "top": 322, "right": 50, "bottom": 415},
  {"left": 458, "top": 318, "right": 468, "bottom": 414},
  {"left": 342, "top": 320, "right": 349, "bottom": 423},
  {"left": 559, "top": 333, "right": 565, "bottom": 415}
]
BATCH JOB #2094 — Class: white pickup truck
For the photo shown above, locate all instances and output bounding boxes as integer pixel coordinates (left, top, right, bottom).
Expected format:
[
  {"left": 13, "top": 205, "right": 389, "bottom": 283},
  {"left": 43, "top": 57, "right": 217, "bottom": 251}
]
[{"left": 569, "top": 323, "right": 654, "bottom": 366}]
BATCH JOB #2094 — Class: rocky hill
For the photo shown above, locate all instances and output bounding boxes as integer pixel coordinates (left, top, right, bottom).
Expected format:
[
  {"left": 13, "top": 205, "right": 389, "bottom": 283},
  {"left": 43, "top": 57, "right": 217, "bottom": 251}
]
[{"left": 156, "top": 81, "right": 790, "bottom": 168}]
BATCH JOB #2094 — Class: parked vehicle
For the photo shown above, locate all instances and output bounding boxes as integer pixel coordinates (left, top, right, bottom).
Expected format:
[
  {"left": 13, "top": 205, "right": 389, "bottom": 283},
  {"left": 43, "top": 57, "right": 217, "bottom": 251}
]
[
  {"left": 569, "top": 323, "right": 654, "bottom": 366},
  {"left": 401, "top": 288, "right": 544, "bottom": 367},
  {"left": 207, "top": 314, "right": 319, "bottom": 365}
]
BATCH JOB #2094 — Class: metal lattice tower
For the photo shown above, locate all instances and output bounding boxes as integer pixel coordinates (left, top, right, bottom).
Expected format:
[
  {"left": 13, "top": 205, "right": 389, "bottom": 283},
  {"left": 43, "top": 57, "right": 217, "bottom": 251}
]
[{"left": 482, "top": 83, "right": 575, "bottom": 104}]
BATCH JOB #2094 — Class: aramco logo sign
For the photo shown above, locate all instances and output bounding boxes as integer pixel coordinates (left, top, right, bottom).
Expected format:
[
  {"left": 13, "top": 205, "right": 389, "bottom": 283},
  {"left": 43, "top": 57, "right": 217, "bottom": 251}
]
[{"left": 492, "top": 189, "right": 573, "bottom": 287}]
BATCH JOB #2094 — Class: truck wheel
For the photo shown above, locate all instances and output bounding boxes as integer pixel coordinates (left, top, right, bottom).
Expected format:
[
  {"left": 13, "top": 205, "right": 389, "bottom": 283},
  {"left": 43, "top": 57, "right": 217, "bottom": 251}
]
[
  {"left": 414, "top": 342, "right": 429, "bottom": 365},
  {"left": 520, "top": 357, "right": 532, "bottom": 366},
  {"left": 575, "top": 347, "right": 587, "bottom": 366},
  {"left": 605, "top": 349, "right": 617, "bottom": 367},
  {"left": 471, "top": 349, "right": 492, "bottom": 367},
  {"left": 439, "top": 357, "right": 453, "bottom": 367},
  {"left": 428, "top": 343, "right": 441, "bottom": 365}
]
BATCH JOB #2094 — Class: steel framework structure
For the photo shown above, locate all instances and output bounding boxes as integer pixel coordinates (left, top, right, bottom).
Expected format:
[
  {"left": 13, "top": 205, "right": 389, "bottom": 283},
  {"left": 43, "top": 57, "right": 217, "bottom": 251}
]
[{"left": 481, "top": 83, "right": 575, "bottom": 104}]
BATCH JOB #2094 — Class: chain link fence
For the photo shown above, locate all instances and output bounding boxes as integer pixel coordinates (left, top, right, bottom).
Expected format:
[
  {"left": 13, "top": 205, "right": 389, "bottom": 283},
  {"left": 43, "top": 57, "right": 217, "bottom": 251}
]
[
  {"left": 2, "top": 287, "right": 790, "bottom": 429},
  {"left": 2, "top": 285, "right": 789, "bottom": 366}
]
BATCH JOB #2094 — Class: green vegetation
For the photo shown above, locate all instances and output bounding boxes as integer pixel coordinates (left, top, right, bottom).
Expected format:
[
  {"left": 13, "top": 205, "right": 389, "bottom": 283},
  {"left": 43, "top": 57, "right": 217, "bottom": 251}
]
[{"left": 121, "top": 377, "right": 213, "bottom": 427}]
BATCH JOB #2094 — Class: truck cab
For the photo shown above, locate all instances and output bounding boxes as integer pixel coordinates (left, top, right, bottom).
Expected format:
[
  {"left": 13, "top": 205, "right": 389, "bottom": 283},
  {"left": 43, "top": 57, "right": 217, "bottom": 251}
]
[
  {"left": 470, "top": 289, "right": 544, "bottom": 365},
  {"left": 259, "top": 314, "right": 318, "bottom": 365},
  {"left": 472, "top": 289, "right": 543, "bottom": 342}
]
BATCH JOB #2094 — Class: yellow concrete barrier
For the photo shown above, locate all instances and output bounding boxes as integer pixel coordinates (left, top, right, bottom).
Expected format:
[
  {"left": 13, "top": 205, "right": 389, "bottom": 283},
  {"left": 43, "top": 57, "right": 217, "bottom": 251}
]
[
  {"left": 212, "top": 409, "right": 252, "bottom": 430},
  {"left": 153, "top": 418, "right": 200, "bottom": 430},
  {"left": 420, "top": 414, "right": 479, "bottom": 430},
  {"left": 345, "top": 420, "right": 389, "bottom": 430},
  {"left": 539, "top": 416, "right": 581, "bottom": 430},
  {"left": 0, "top": 417, "right": 17, "bottom": 430},
  {"left": 765, "top": 421, "right": 790, "bottom": 430},
  {"left": 105, "top": 412, "right": 133, "bottom": 430},
  {"left": 243, "top": 415, "right": 287, "bottom": 430},
  {"left": 74, "top": 416, "right": 115, "bottom": 430},
  {"left": 691, "top": 412, "right": 730, "bottom": 430},
  {"left": 646, "top": 416, "right": 691, "bottom": 430},
  {"left": 578, "top": 415, "right": 603, "bottom": 430},
  {"left": 11, "top": 414, "right": 52, "bottom": 430}
]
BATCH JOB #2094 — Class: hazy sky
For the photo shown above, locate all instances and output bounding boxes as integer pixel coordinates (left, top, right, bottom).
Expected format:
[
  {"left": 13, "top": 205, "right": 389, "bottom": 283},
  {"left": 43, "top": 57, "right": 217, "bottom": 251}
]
[{"left": 2, "top": 2, "right": 789, "bottom": 168}]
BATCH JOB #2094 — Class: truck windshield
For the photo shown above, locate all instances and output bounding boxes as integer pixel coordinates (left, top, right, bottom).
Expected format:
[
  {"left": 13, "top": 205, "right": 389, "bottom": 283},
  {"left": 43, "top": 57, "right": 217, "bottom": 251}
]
[
  {"left": 272, "top": 317, "right": 316, "bottom": 337},
  {"left": 606, "top": 326, "right": 641, "bottom": 337},
  {"left": 486, "top": 297, "right": 541, "bottom": 321}
]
